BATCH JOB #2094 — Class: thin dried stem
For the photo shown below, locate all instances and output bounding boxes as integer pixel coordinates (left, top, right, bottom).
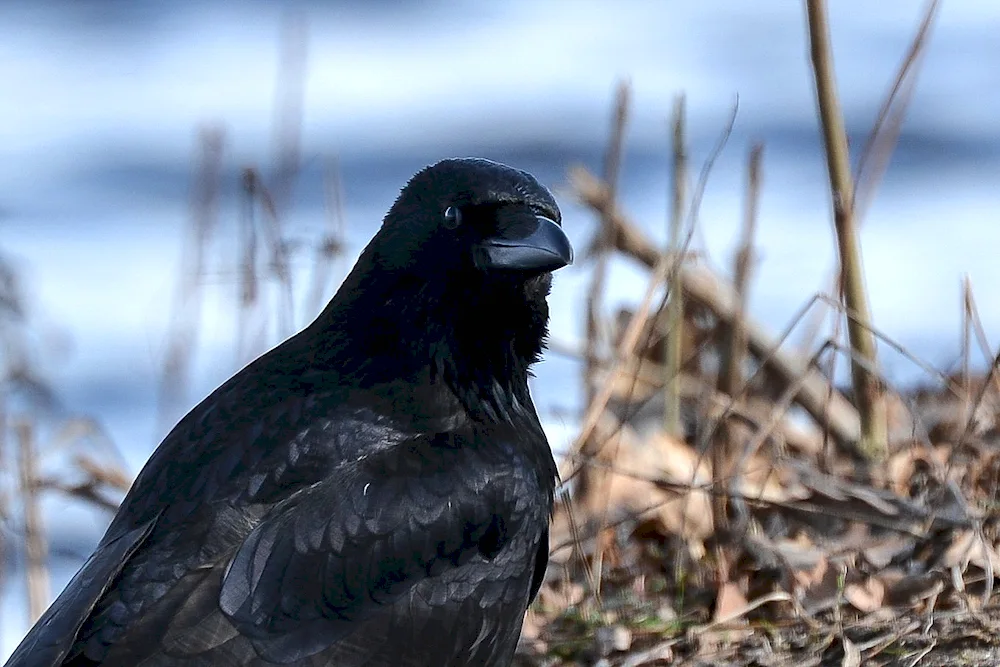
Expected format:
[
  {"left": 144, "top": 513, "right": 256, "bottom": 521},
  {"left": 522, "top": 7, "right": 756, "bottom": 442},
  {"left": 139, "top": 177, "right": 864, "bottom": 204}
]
[
  {"left": 664, "top": 95, "right": 687, "bottom": 439},
  {"left": 0, "top": 394, "right": 6, "bottom": 632},
  {"left": 586, "top": 81, "right": 631, "bottom": 599},
  {"left": 237, "top": 168, "right": 264, "bottom": 365},
  {"left": 821, "top": 288, "right": 846, "bottom": 472},
  {"left": 961, "top": 277, "right": 973, "bottom": 427},
  {"left": 717, "top": 144, "right": 763, "bottom": 400},
  {"left": 571, "top": 176, "right": 863, "bottom": 451},
  {"left": 17, "top": 421, "right": 49, "bottom": 622},
  {"left": 158, "top": 127, "right": 225, "bottom": 436},
  {"left": 567, "top": 104, "right": 736, "bottom": 479},
  {"left": 853, "top": 0, "right": 941, "bottom": 220},
  {"left": 806, "top": 0, "right": 887, "bottom": 460},
  {"left": 253, "top": 176, "right": 295, "bottom": 339},
  {"left": 307, "top": 158, "right": 348, "bottom": 318},
  {"left": 584, "top": 81, "right": 630, "bottom": 409},
  {"left": 270, "top": 12, "right": 308, "bottom": 214},
  {"left": 961, "top": 276, "right": 1000, "bottom": 396},
  {"left": 714, "top": 143, "right": 763, "bottom": 526},
  {"left": 571, "top": 254, "right": 673, "bottom": 476}
]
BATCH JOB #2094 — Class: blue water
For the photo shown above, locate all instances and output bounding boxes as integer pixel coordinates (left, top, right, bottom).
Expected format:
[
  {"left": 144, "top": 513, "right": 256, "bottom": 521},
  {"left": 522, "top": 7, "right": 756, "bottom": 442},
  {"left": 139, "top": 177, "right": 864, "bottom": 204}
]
[{"left": 2, "top": 0, "right": 1000, "bottom": 656}]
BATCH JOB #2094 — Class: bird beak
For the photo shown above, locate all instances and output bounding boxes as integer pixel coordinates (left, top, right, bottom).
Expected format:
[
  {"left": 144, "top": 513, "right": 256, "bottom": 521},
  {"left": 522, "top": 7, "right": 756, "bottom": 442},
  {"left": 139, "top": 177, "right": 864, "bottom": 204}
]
[{"left": 476, "top": 215, "right": 574, "bottom": 273}]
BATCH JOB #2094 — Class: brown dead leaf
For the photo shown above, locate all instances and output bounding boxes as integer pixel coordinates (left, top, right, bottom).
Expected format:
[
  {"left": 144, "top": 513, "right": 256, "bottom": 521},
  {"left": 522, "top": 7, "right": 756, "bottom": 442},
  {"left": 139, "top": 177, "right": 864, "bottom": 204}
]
[
  {"left": 862, "top": 534, "right": 916, "bottom": 569},
  {"left": 801, "top": 560, "right": 849, "bottom": 615},
  {"left": 883, "top": 571, "right": 944, "bottom": 607},
  {"left": 714, "top": 580, "right": 749, "bottom": 622},
  {"left": 537, "top": 581, "right": 585, "bottom": 612},
  {"left": 576, "top": 420, "right": 714, "bottom": 555},
  {"left": 738, "top": 456, "right": 809, "bottom": 504},
  {"left": 886, "top": 445, "right": 944, "bottom": 496},
  {"left": 943, "top": 530, "right": 1000, "bottom": 572},
  {"left": 520, "top": 610, "right": 543, "bottom": 641},
  {"left": 793, "top": 553, "right": 829, "bottom": 593},
  {"left": 844, "top": 577, "right": 885, "bottom": 613}
]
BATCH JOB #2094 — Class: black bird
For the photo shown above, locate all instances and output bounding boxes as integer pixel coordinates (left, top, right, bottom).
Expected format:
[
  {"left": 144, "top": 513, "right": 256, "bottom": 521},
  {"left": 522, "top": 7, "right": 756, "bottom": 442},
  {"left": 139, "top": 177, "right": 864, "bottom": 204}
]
[{"left": 5, "top": 158, "right": 572, "bottom": 667}]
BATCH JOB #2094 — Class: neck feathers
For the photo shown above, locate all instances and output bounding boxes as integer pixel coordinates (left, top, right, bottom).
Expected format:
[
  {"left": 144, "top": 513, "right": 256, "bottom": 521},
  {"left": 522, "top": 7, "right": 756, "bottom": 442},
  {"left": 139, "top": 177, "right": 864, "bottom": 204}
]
[{"left": 314, "top": 270, "right": 552, "bottom": 423}]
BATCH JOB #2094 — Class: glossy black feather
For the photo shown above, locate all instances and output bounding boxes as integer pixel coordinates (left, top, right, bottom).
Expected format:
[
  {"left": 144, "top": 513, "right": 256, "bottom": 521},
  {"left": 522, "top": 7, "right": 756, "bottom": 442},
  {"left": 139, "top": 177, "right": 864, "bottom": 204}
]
[{"left": 4, "top": 158, "right": 565, "bottom": 667}]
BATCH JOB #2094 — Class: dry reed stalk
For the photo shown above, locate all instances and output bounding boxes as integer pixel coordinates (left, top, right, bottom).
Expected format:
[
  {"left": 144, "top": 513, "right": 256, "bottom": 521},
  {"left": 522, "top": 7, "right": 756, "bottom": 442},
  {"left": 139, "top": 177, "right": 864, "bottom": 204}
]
[
  {"left": 237, "top": 167, "right": 263, "bottom": 365},
  {"left": 565, "top": 115, "right": 736, "bottom": 599},
  {"left": 567, "top": 102, "right": 736, "bottom": 475},
  {"left": 570, "top": 256, "right": 675, "bottom": 478},
  {"left": 582, "top": 81, "right": 630, "bottom": 598},
  {"left": 800, "top": 2, "right": 938, "bottom": 396},
  {"left": 548, "top": 338, "right": 827, "bottom": 454},
  {"left": 853, "top": 0, "right": 941, "bottom": 220},
  {"left": 306, "top": 158, "right": 349, "bottom": 318},
  {"left": 571, "top": 168, "right": 863, "bottom": 451},
  {"left": 809, "top": 294, "right": 952, "bottom": 384},
  {"left": 961, "top": 276, "right": 1000, "bottom": 396},
  {"left": 157, "top": 127, "right": 225, "bottom": 437},
  {"left": 0, "top": 395, "right": 6, "bottom": 632},
  {"left": 270, "top": 12, "right": 308, "bottom": 213},
  {"left": 820, "top": 288, "right": 845, "bottom": 472},
  {"left": 713, "top": 143, "right": 763, "bottom": 527},
  {"left": 584, "top": 81, "right": 630, "bottom": 408},
  {"left": 806, "top": 0, "right": 887, "bottom": 460},
  {"left": 940, "top": 280, "right": 1000, "bottom": 494},
  {"left": 16, "top": 421, "right": 49, "bottom": 622},
  {"left": 718, "top": 144, "right": 762, "bottom": 398},
  {"left": 664, "top": 96, "right": 686, "bottom": 439},
  {"left": 237, "top": 15, "right": 309, "bottom": 359},
  {"left": 961, "top": 277, "right": 972, "bottom": 429},
  {"left": 738, "top": 340, "right": 837, "bottom": 470},
  {"left": 251, "top": 172, "right": 295, "bottom": 339},
  {"left": 236, "top": 169, "right": 299, "bottom": 360}
]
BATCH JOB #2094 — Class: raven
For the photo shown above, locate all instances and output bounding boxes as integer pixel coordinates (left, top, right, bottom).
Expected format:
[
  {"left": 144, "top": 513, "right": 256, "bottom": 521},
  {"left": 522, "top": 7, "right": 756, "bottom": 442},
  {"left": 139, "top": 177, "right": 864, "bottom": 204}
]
[{"left": 5, "top": 158, "right": 572, "bottom": 667}]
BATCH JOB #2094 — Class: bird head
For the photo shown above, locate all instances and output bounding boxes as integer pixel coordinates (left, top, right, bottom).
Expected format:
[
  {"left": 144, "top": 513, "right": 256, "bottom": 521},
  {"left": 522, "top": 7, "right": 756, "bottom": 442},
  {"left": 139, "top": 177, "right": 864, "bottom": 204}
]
[
  {"left": 374, "top": 157, "right": 572, "bottom": 281},
  {"left": 322, "top": 158, "right": 572, "bottom": 407}
]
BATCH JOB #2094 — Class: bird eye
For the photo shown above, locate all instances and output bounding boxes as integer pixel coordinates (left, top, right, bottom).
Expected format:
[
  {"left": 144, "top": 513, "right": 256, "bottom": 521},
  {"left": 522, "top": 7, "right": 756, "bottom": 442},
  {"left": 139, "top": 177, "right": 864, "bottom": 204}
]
[{"left": 443, "top": 206, "right": 462, "bottom": 229}]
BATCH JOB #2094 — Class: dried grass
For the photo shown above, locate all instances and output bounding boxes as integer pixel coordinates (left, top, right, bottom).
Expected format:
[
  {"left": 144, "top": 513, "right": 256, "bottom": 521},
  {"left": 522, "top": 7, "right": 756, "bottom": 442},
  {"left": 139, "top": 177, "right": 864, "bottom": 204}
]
[{"left": 520, "top": 4, "right": 1000, "bottom": 665}]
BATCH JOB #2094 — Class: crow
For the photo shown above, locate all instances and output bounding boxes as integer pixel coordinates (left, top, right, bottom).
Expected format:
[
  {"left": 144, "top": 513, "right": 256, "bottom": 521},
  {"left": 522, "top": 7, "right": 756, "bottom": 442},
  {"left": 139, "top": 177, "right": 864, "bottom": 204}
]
[{"left": 5, "top": 158, "right": 572, "bottom": 667}]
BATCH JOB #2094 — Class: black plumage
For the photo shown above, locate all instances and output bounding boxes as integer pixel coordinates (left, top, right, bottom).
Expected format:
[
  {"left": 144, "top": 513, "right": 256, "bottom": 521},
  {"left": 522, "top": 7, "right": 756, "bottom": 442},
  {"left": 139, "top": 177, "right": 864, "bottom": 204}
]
[{"left": 5, "top": 158, "right": 572, "bottom": 667}]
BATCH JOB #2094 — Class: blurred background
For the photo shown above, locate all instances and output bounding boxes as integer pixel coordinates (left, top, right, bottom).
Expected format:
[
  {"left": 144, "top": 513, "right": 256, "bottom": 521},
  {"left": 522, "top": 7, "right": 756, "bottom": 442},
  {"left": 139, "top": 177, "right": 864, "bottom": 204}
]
[{"left": 1, "top": 0, "right": 999, "bottom": 659}]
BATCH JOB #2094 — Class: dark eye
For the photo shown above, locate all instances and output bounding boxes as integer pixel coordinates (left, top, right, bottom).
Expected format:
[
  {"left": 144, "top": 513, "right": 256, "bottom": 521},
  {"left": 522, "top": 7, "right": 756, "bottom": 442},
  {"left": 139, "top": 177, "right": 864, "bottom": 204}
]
[{"left": 443, "top": 206, "right": 462, "bottom": 229}]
